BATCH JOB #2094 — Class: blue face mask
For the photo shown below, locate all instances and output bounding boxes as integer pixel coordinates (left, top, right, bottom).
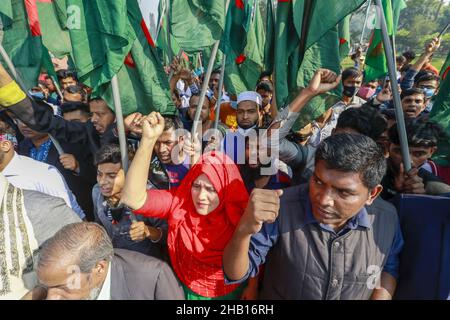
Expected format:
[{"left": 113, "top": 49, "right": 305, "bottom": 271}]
[
  {"left": 29, "top": 91, "right": 45, "bottom": 100},
  {"left": 422, "top": 88, "right": 436, "bottom": 99}
]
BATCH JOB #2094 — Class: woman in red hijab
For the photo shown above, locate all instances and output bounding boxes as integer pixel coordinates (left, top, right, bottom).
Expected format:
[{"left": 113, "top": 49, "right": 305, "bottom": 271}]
[{"left": 122, "top": 112, "right": 250, "bottom": 299}]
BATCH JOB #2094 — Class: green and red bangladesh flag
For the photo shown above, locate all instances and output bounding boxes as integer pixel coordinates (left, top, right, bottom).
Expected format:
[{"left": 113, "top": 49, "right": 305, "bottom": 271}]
[
  {"left": 64, "top": 0, "right": 174, "bottom": 115},
  {"left": 0, "top": 0, "right": 48, "bottom": 91},
  {"left": 220, "top": 0, "right": 268, "bottom": 96},
  {"left": 364, "top": 0, "right": 407, "bottom": 82},
  {"left": 274, "top": 0, "right": 366, "bottom": 130},
  {"left": 1, "top": 0, "right": 175, "bottom": 115}
]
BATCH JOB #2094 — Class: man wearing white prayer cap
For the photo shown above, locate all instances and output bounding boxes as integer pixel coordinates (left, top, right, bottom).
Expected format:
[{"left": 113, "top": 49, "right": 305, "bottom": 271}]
[{"left": 236, "top": 91, "right": 263, "bottom": 132}]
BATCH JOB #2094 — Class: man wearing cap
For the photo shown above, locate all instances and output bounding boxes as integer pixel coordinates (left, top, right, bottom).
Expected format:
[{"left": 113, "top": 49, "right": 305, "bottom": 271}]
[
  {"left": 236, "top": 91, "right": 264, "bottom": 132},
  {"left": 221, "top": 91, "right": 263, "bottom": 164}
]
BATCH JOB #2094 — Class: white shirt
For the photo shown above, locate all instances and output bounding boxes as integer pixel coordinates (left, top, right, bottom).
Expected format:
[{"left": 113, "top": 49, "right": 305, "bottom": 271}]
[
  {"left": 2, "top": 152, "right": 72, "bottom": 208},
  {"left": 96, "top": 264, "right": 112, "bottom": 300}
]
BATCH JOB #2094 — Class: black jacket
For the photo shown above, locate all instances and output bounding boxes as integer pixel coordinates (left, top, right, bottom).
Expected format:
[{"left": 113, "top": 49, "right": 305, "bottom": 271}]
[{"left": 18, "top": 138, "right": 97, "bottom": 220}]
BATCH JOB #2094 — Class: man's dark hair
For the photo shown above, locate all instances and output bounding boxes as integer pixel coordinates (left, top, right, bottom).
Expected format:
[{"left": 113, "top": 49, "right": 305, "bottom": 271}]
[
  {"left": 258, "top": 71, "right": 272, "bottom": 82},
  {"left": 190, "top": 91, "right": 211, "bottom": 104},
  {"left": 342, "top": 67, "right": 362, "bottom": 81},
  {"left": 396, "top": 55, "right": 407, "bottom": 65},
  {"left": 388, "top": 117, "right": 445, "bottom": 148},
  {"left": 315, "top": 133, "right": 387, "bottom": 189},
  {"left": 61, "top": 101, "right": 90, "bottom": 115},
  {"left": 163, "top": 115, "right": 183, "bottom": 131},
  {"left": 57, "top": 69, "right": 78, "bottom": 81},
  {"left": 256, "top": 81, "right": 273, "bottom": 93},
  {"left": 336, "top": 106, "right": 388, "bottom": 141},
  {"left": 381, "top": 108, "right": 396, "bottom": 122},
  {"left": 94, "top": 143, "right": 122, "bottom": 166},
  {"left": 402, "top": 50, "right": 416, "bottom": 61},
  {"left": 401, "top": 87, "right": 425, "bottom": 100},
  {"left": 64, "top": 84, "right": 87, "bottom": 100},
  {"left": 211, "top": 69, "right": 221, "bottom": 76},
  {"left": 414, "top": 71, "right": 440, "bottom": 85}
]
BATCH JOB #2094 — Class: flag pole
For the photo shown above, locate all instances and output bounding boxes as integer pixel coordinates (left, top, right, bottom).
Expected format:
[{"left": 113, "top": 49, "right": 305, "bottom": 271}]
[
  {"left": 191, "top": 40, "right": 220, "bottom": 137},
  {"left": 111, "top": 74, "right": 129, "bottom": 172},
  {"left": 214, "top": 54, "right": 226, "bottom": 130},
  {"left": 375, "top": 0, "right": 411, "bottom": 171},
  {"left": 166, "top": 0, "right": 173, "bottom": 64},
  {"left": 0, "top": 43, "right": 65, "bottom": 155},
  {"left": 111, "top": 74, "right": 137, "bottom": 221},
  {"left": 360, "top": 0, "right": 372, "bottom": 47},
  {"left": 192, "top": 0, "right": 231, "bottom": 137}
]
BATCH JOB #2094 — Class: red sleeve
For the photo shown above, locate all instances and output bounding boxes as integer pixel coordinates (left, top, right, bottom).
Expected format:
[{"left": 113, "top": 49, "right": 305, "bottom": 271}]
[{"left": 133, "top": 189, "right": 174, "bottom": 220}]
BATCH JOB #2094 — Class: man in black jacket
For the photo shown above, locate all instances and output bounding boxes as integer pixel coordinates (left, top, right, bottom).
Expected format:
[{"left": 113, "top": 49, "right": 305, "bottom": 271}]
[{"left": 0, "top": 63, "right": 143, "bottom": 155}]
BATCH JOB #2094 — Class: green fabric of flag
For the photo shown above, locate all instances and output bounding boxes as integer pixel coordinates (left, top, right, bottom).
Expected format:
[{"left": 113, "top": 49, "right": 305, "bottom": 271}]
[
  {"left": 439, "top": 52, "right": 450, "bottom": 79},
  {"left": 221, "top": 0, "right": 267, "bottom": 96},
  {"left": 36, "top": 0, "right": 71, "bottom": 58},
  {"left": 156, "top": 0, "right": 181, "bottom": 65},
  {"left": 168, "top": 0, "right": 226, "bottom": 54},
  {"left": 65, "top": 0, "right": 174, "bottom": 115},
  {"left": 364, "top": 0, "right": 406, "bottom": 82},
  {"left": 274, "top": 0, "right": 365, "bottom": 130},
  {"left": 65, "top": 0, "right": 133, "bottom": 93},
  {"left": 263, "top": 0, "right": 275, "bottom": 73},
  {"left": 338, "top": 16, "right": 351, "bottom": 61},
  {"left": 429, "top": 51, "right": 450, "bottom": 166},
  {"left": 0, "top": 0, "right": 43, "bottom": 90}
]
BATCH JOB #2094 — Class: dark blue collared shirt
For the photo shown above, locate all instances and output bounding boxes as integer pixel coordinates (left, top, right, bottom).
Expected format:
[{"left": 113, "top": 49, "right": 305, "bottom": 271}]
[{"left": 226, "top": 192, "right": 404, "bottom": 284}]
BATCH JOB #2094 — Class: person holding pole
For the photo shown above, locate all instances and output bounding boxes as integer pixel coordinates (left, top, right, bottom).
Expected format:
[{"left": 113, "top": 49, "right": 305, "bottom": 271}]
[{"left": 0, "top": 62, "right": 143, "bottom": 156}]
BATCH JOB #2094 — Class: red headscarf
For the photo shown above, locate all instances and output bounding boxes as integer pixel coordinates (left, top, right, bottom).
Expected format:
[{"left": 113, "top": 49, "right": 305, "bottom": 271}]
[{"left": 167, "top": 151, "right": 249, "bottom": 297}]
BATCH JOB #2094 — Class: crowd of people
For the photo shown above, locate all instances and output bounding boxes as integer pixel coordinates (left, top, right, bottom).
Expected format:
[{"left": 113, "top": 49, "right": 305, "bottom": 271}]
[{"left": 0, "top": 34, "right": 449, "bottom": 300}]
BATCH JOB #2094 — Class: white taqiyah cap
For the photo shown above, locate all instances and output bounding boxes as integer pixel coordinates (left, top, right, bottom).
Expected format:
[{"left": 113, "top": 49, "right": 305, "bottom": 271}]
[{"left": 237, "top": 91, "right": 262, "bottom": 107}]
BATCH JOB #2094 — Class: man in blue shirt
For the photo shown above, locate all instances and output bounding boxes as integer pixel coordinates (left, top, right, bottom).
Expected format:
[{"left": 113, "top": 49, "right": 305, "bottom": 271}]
[
  {"left": 224, "top": 133, "right": 404, "bottom": 300},
  {"left": 148, "top": 116, "right": 190, "bottom": 190}
]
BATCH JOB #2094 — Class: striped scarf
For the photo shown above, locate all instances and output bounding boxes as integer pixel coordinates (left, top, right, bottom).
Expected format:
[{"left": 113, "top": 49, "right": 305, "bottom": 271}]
[{"left": 0, "top": 177, "right": 38, "bottom": 300}]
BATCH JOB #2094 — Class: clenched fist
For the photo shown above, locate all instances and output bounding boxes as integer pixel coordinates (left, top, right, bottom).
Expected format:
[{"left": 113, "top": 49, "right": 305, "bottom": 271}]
[
  {"left": 237, "top": 188, "right": 283, "bottom": 236},
  {"left": 59, "top": 153, "right": 79, "bottom": 172}
]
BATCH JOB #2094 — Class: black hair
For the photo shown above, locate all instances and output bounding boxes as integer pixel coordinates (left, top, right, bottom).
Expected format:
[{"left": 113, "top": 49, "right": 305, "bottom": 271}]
[
  {"left": 401, "top": 87, "right": 425, "bottom": 100},
  {"left": 57, "top": 69, "right": 78, "bottom": 81},
  {"left": 256, "top": 81, "right": 273, "bottom": 93},
  {"left": 381, "top": 109, "right": 397, "bottom": 122},
  {"left": 94, "top": 144, "right": 122, "bottom": 166},
  {"left": 258, "top": 71, "right": 272, "bottom": 81},
  {"left": 342, "top": 67, "right": 363, "bottom": 81},
  {"left": 336, "top": 106, "right": 388, "bottom": 141},
  {"left": 396, "top": 56, "right": 406, "bottom": 65},
  {"left": 190, "top": 91, "right": 211, "bottom": 103},
  {"left": 414, "top": 71, "right": 440, "bottom": 85},
  {"left": 64, "top": 85, "right": 87, "bottom": 100},
  {"left": 315, "top": 133, "right": 387, "bottom": 189},
  {"left": 61, "top": 101, "right": 90, "bottom": 115},
  {"left": 388, "top": 117, "right": 445, "bottom": 148},
  {"left": 211, "top": 69, "right": 221, "bottom": 76},
  {"left": 402, "top": 50, "right": 416, "bottom": 61},
  {"left": 163, "top": 115, "right": 183, "bottom": 131}
]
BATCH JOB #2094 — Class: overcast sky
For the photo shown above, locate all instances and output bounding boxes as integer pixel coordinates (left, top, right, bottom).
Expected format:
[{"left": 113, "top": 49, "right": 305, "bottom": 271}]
[{"left": 138, "top": 0, "right": 160, "bottom": 27}]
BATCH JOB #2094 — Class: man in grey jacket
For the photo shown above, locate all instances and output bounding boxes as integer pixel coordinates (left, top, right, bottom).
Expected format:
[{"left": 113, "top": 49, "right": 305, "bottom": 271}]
[
  {"left": 36, "top": 222, "right": 184, "bottom": 300},
  {"left": 224, "top": 134, "right": 404, "bottom": 300}
]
